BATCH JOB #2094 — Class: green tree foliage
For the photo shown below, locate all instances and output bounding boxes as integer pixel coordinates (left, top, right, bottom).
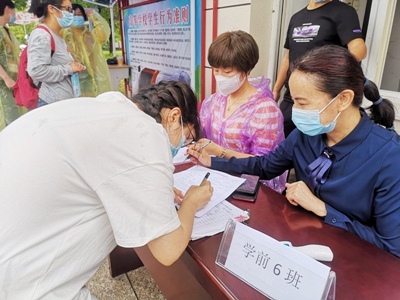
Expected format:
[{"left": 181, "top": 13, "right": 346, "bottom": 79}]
[
  {"left": 9, "top": 23, "right": 36, "bottom": 45},
  {"left": 13, "top": 0, "right": 29, "bottom": 11},
  {"left": 9, "top": 0, "right": 30, "bottom": 44}
]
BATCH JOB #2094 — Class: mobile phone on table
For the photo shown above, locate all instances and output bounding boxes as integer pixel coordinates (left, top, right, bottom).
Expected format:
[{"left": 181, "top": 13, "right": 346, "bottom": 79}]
[{"left": 231, "top": 174, "right": 260, "bottom": 202}]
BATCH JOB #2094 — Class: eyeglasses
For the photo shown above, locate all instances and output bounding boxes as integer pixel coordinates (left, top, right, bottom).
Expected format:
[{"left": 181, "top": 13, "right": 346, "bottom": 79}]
[
  {"left": 60, "top": 5, "right": 73, "bottom": 13},
  {"left": 182, "top": 126, "right": 195, "bottom": 148}
]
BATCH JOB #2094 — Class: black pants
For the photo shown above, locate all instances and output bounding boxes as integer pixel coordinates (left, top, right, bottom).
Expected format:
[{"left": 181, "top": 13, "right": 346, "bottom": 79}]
[{"left": 279, "top": 91, "right": 296, "bottom": 138}]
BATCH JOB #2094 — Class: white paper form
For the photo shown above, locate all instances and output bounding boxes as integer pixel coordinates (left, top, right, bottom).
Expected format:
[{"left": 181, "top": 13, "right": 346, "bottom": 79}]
[
  {"left": 191, "top": 200, "right": 247, "bottom": 240},
  {"left": 173, "top": 165, "right": 246, "bottom": 217},
  {"left": 172, "top": 147, "right": 189, "bottom": 164}
]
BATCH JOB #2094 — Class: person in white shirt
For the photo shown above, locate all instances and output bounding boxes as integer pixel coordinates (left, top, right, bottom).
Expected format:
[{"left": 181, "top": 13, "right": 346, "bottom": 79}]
[{"left": 0, "top": 81, "right": 212, "bottom": 300}]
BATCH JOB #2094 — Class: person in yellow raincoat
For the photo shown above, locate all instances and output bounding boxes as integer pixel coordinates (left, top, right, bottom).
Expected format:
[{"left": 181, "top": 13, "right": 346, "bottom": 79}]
[
  {"left": 61, "top": 4, "right": 112, "bottom": 97},
  {"left": 0, "top": 0, "right": 24, "bottom": 130}
]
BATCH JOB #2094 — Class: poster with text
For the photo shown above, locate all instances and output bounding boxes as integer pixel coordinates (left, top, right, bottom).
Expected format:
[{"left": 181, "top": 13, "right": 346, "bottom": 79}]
[{"left": 123, "top": 0, "right": 201, "bottom": 96}]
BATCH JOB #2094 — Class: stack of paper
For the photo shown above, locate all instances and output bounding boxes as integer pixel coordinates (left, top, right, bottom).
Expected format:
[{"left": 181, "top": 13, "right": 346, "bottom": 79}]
[
  {"left": 173, "top": 165, "right": 246, "bottom": 217},
  {"left": 173, "top": 165, "right": 248, "bottom": 240},
  {"left": 191, "top": 200, "right": 248, "bottom": 240}
]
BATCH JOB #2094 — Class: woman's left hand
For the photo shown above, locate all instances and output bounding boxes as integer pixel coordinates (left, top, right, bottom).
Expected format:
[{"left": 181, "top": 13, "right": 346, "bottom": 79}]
[
  {"left": 285, "top": 181, "right": 327, "bottom": 217},
  {"left": 173, "top": 187, "right": 184, "bottom": 205}
]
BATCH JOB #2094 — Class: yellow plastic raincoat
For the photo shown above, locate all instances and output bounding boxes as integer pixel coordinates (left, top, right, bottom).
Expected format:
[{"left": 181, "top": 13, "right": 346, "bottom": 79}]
[
  {"left": 0, "top": 25, "right": 25, "bottom": 130},
  {"left": 61, "top": 12, "right": 113, "bottom": 97}
]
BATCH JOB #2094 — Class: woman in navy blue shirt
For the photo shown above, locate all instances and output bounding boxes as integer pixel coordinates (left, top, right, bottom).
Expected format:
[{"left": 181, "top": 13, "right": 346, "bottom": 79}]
[{"left": 188, "top": 45, "right": 400, "bottom": 257}]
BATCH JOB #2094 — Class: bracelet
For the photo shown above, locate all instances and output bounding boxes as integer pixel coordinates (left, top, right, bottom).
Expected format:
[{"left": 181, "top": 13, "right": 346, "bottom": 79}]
[{"left": 219, "top": 148, "right": 227, "bottom": 158}]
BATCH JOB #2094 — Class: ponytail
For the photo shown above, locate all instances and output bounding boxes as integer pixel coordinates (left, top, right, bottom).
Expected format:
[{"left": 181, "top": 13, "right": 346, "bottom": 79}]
[
  {"left": 291, "top": 45, "right": 396, "bottom": 132},
  {"left": 364, "top": 78, "right": 395, "bottom": 131}
]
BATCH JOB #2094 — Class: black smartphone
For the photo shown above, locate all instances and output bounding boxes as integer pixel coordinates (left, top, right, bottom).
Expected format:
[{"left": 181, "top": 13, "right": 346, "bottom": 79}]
[{"left": 231, "top": 174, "right": 260, "bottom": 202}]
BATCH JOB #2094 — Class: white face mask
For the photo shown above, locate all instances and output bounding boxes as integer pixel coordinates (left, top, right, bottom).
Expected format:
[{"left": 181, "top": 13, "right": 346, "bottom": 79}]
[{"left": 214, "top": 72, "right": 245, "bottom": 96}]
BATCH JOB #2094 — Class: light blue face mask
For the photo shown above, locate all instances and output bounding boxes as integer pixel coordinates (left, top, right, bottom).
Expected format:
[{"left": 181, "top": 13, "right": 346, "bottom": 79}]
[
  {"left": 314, "top": 0, "right": 327, "bottom": 3},
  {"left": 52, "top": 6, "right": 74, "bottom": 28},
  {"left": 292, "top": 94, "right": 341, "bottom": 136},
  {"left": 168, "top": 116, "right": 186, "bottom": 158},
  {"left": 72, "top": 16, "right": 85, "bottom": 28},
  {"left": 9, "top": 14, "right": 16, "bottom": 24}
]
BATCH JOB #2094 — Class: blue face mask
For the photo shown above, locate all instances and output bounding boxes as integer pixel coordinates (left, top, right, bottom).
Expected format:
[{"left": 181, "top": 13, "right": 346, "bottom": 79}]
[
  {"left": 52, "top": 6, "right": 74, "bottom": 28},
  {"left": 292, "top": 94, "right": 341, "bottom": 136},
  {"left": 72, "top": 16, "right": 85, "bottom": 28},
  {"left": 9, "top": 14, "right": 16, "bottom": 24},
  {"left": 314, "top": 0, "right": 327, "bottom": 2},
  {"left": 168, "top": 116, "right": 186, "bottom": 158}
]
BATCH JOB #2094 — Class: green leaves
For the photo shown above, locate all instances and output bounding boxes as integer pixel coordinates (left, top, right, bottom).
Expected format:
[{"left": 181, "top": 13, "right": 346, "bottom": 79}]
[{"left": 14, "top": 0, "right": 29, "bottom": 11}]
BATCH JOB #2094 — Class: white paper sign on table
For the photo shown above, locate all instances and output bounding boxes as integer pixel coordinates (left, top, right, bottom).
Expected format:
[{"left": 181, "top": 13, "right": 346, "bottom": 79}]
[{"left": 217, "top": 221, "right": 333, "bottom": 300}]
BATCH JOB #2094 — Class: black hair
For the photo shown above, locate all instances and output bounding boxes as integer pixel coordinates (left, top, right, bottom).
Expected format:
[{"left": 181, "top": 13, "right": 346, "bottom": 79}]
[
  {"left": 291, "top": 45, "right": 395, "bottom": 130},
  {"left": 0, "top": 1, "right": 15, "bottom": 16},
  {"left": 29, "top": 0, "right": 63, "bottom": 18},
  {"left": 72, "top": 3, "right": 87, "bottom": 21},
  {"left": 132, "top": 81, "right": 201, "bottom": 141}
]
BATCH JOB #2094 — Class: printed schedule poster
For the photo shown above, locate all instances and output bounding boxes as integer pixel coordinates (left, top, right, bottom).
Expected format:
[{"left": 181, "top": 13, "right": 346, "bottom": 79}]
[{"left": 123, "top": 0, "right": 196, "bottom": 93}]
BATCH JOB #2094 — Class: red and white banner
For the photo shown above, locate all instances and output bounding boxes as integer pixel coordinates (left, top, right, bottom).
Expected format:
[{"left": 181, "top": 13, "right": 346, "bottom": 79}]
[{"left": 15, "top": 12, "right": 39, "bottom": 25}]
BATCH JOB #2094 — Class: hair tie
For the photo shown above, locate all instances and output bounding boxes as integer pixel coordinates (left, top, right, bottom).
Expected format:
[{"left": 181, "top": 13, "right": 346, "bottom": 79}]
[
  {"left": 373, "top": 97, "right": 383, "bottom": 105},
  {"left": 387, "top": 125, "right": 395, "bottom": 131},
  {"left": 364, "top": 78, "right": 369, "bottom": 87}
]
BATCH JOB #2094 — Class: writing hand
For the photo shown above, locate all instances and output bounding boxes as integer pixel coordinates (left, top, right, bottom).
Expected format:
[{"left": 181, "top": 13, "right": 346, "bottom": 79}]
[
  {"left": 285, "top": 181, "right": 327, "bottom": 217},
  {"left": 184, "top": 181, "right": 213, "bottom": 211},
  {"left": 188, "top": 138, "right": 222, "bottom": 157},
  {"left": 186, "top": 147, "right": 212, "bottom": 168}
]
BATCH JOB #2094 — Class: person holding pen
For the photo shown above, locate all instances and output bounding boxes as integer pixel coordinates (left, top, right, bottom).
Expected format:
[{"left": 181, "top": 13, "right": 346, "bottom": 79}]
[
  {"left": 0, "top": 81, "right": 213, "bottom": 299},
  {"left": 187, "top": 45, "right": 400, "bottom": 258},
  {"left": 199, "top": 30, "right": 286, "bottom": 193}
]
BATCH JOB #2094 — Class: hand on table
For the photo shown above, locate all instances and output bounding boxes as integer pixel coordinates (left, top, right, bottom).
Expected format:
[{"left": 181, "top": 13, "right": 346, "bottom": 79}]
[{"left": 285, "top": 181, "right": 327, "bottom": 217}]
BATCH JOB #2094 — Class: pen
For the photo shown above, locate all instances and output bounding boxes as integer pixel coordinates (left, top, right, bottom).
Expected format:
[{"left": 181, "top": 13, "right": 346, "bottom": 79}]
[
  {"left": 196, "top": 140, "right": 212, "bottom": 152},
  {"left": 185, "top": 140, "right": 212, "bottom": 160},
  {"left": 200, "top": 172, "right": 210, "bottom": 186}
]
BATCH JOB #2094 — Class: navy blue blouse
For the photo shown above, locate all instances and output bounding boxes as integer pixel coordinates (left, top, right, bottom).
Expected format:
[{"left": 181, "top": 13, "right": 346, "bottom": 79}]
[{"left": 212, "top": 112, "right": 400, "bottom": 257}]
